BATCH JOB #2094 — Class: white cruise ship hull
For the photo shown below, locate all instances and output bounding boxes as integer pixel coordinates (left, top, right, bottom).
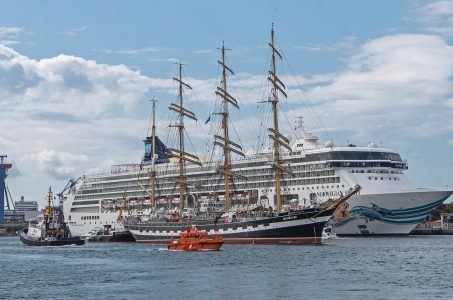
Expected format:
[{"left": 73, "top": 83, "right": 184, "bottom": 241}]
[
  {"left": 331, "top": 189, "right": 452, "bottom": 235},
  {"left": 63, "top": 144, "right": 453, "bottom": 238},
  {"left": 67, "top": 211, "right": 127, "bottom": 237}
]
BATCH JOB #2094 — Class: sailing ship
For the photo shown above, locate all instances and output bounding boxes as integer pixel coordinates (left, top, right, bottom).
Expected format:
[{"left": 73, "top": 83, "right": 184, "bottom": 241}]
[
  {"left": 20, "top": 187, "right": 84, "bottom": 246},
  {"left": 124, "top": 25, "right": 360, "bottom": 244}
]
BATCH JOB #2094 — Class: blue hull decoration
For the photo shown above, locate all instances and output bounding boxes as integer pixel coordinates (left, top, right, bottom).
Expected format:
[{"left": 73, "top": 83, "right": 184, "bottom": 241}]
[{"left": 331, "top": 197, "right": 448, "bottom": 227}]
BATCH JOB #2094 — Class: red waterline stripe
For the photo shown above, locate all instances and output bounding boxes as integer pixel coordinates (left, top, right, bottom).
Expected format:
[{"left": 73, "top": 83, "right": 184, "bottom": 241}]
[{"left": 136, "top": 237, "right": 322, "bottom": 245}]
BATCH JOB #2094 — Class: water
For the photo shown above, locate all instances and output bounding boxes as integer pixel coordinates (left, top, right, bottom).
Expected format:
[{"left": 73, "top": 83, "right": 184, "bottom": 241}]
[{"left": 1, "top": 236, "right": 452, "bottom": 299}]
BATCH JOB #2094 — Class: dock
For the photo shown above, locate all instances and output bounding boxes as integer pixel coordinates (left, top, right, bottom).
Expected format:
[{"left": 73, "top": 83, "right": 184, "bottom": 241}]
[
  {"left": 410, "top": 213, "right": 453, "bottom": 235},
  {"left": 0, "top": 223, "right": 27, "bottom": 236}
]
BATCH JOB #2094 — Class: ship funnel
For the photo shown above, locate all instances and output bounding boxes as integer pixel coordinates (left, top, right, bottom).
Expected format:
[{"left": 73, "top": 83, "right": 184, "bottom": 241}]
[{"left": 143, "top": 136, "right": 170, "bottom": 164}]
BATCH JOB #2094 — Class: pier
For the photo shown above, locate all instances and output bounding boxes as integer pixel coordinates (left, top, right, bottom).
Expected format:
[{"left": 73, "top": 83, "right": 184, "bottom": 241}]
[{"left": 410, "top": 213, "right": 453, "bottom": 235}]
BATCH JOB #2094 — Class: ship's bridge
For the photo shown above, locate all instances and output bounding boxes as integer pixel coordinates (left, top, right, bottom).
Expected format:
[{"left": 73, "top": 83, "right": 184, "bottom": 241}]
[{"left": 294, "top": 146, "right": 408, "bottom": 170}]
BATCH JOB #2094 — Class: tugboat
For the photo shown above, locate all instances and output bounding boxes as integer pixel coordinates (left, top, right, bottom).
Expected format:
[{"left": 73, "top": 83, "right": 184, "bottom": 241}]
[
  {"left": 168, "top": 225, "right": 223, "bottom": 251},
  {"left": 20, "top": 187, "right": 84, "bottom": 246}
]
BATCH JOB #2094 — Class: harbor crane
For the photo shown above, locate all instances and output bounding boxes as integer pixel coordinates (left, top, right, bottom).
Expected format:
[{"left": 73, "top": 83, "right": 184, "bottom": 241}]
[
  {"left": 57, "top": 177, "right": 82, "bottom": 207},
  {"left": 0, "top": 155, "right": 13, "bottom": 224}
]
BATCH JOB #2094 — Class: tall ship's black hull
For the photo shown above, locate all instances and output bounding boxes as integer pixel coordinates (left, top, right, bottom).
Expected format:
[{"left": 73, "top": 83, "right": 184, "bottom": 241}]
[{"left": 126, "top": 207, "right": 333, "bottom": 245}]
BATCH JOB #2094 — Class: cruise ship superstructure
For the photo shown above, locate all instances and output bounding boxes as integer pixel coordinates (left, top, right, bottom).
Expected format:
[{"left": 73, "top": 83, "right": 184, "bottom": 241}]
[{"left": 63, "top": 121, "right": 452, "bottom": 237}]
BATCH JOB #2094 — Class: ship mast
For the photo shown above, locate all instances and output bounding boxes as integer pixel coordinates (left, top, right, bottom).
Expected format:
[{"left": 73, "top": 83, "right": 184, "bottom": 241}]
[
  {"left": 213, "top": 42, "right": 246, "bottom": 211},
  {"left": 44, "top": 186, "right": 53, "bottom": 231},
  {"left": 265, "top": 24, "right": 294, "bottom": 212},
  {"left": 149, "top": 97, "right": 158, "bottom": 209},
  {"left": 168, "top": 62, "right": 201, "bottom": 216}
]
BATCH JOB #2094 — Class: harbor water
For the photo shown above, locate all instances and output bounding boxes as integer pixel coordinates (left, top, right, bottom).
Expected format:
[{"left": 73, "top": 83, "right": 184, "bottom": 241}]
[{"left": 1, "top": 236, "right": 452, "bottom": 299}]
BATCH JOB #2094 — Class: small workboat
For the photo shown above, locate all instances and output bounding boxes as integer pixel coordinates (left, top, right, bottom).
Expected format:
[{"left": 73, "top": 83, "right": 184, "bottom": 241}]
[
  {"left": 86, "top": 191, "right": 136, "bottom": 243},
  {"left": 20, "top": 187, "right": 85, "bottom": 246},
  {"left": 322, "top": 225, "right": 337, "bottom": 240},
  {"left": 86, "top": 226, "right": 135, "bottom": 243},
  {"left": 168, "top": 225, "right": 223, "bottom": 251}
]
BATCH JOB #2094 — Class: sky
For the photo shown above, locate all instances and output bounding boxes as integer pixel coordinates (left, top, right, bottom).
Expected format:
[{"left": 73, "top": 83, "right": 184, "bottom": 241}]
[{"left": 0, "top": 0, "right": 452, "bottom": 208}]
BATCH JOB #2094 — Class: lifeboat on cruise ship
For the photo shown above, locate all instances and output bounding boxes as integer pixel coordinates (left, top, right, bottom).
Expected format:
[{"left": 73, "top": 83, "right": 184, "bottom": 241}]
[{"left": 168, "top": 225, "right": 223, "bottom": 251}]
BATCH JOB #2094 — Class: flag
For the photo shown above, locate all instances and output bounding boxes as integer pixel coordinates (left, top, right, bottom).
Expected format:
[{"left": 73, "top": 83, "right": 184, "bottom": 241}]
[{"left": 205, "top": 115, "right": 211, "bottom": 125}]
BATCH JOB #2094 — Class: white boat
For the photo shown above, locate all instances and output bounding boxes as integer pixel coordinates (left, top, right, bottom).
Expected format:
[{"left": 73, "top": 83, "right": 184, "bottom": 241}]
[{"left": 322, "top": 226, "right": 336, "bottom": 239}]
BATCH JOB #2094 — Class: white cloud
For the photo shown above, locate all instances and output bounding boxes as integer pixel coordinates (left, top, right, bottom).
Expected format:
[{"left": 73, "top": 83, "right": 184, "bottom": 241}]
[
  {"left": 0, "top": 44, "right": 154, "bottom": 198},
  {"left": 0, "top": 26, "right": 23, "bottom": 36},
  {"left": 22, "top": 150, "right": 87, "bottom": 179},
  {"left": 94, "top": 46, "right": 168, "bottom": 55},
  {"left": 194, "top": 49, "right": 212, "bottom": 54},
  {"left": 59, "top": 25, "right": 88, "bottom": 37},
  {"left": 291, "top": 36, "right": 357, "bottom": 52},
  {"left": 299, "top": 34, "right": 453, "bottom": 140},
  {"left": 117, "top": 46, "right": 167, "bottom": 55},
  {"left": 0, "top": 44, "right": 152, "bottom": 117},
  {"left": 0, "top": 40, "right": 20, "bottom": 46},
  {"left": 148, "top": 57, "right": 179, "bottom": 63},
  {"left": 418, "top": 1, "right": 453, "bottom": 36},
  {"left": 419, "top": 1, "right": 453, "bottom": 23},
  {"left": 0, "top": 136, "right": 18, "bottom": 148},
  {"left": 0, "top": 26, "right": 24, "bottom": 45}
]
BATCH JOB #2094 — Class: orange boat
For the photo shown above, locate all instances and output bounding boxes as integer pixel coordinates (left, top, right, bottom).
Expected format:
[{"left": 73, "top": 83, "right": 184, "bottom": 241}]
[{"left": 168, "top": 225, "right": 223, "bottom": 251}]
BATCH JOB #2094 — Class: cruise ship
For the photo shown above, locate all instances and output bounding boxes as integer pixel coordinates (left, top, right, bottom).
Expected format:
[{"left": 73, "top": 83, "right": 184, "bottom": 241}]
[
  {"left": 62, "top": 26, "right": 452, "bottom": 238},
  {"left": 62, "top": 120, "right": 452, "bottom": 237}
]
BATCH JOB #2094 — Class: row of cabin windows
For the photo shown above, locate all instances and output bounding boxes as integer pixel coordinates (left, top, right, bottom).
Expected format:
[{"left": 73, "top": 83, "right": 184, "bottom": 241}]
[
  {"left": 72, "top": 200, "right": 100, "bottom": 206},
  {"left": 70, "top": 206, "right": 99, "bottom": 213},
  {"left": 76, "top": 175, "right": 341, "bottom": 201},
  {"left": 87, "top": 166, "right": 333, "bottom": 192},
  {"left": 351, "top": 169, "right": 403, "bottom": 174},
  {"left": 328, "top": 161, "right": 407, "bottom": 169},
  {"left": 81, "top": 215, "right": 99, "bottom": 220},
  {"left": 368, "top": 177, "right": 399, "bottom": 181},
  {"left": 80, "top": 169, "right": 334, "bottom": 197},
  {"left": 263, "top": 184, "right": 346, "bottom": 193},
  {"left": 88, "top": 162, "right": 333, "bottom": 189},
  {"left": 299, "top": 151, "right": 403, "bottom": 162}
]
